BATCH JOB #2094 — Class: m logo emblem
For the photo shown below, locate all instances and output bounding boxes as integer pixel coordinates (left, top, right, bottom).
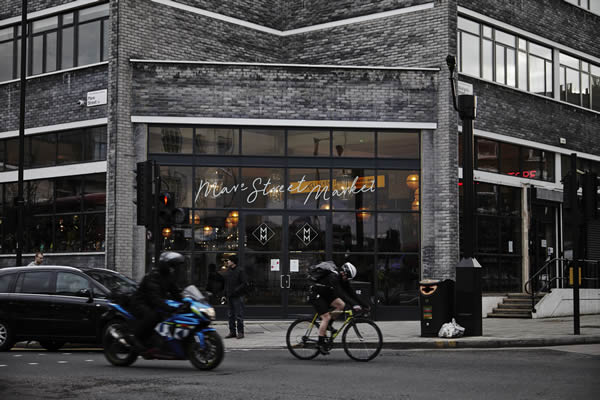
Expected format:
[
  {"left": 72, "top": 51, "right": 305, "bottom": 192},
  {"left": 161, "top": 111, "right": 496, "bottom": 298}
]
[
  {"left": 296, "top": 223, "right": 318, "bottom": 246},
  {"left": 252, "top": 223, "right": 275, "bottom": 245}
]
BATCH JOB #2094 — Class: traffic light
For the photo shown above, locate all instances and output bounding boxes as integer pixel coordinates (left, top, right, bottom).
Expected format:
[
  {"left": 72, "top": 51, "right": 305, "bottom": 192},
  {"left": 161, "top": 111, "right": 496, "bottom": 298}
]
[
  {"left": 583, "top": 172, "right": 598, "bottom": 219},
  {"left": 136, "top": 161, "right": 154, "bottom": 226},
  {"left": 158, "top": 192, "right": 188, "bottom": 227}
]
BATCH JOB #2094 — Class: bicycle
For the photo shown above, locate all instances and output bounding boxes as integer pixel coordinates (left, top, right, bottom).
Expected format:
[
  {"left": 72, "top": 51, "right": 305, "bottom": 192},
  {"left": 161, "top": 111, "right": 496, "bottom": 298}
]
[{"left": 285, "top": 309, "right": 383, "bottom": 362}]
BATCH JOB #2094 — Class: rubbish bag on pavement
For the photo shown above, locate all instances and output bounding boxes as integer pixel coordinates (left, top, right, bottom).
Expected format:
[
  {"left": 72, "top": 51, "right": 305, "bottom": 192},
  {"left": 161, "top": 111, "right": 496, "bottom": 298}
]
[{"left": 438, "top": 318, "right": 465, "bottom": 338}]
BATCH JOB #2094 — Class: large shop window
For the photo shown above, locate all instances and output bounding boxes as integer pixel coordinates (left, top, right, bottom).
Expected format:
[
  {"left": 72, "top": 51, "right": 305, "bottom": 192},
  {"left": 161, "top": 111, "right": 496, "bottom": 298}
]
[
  {"left": 470, "top": 136, "right": 555, "bottom": 182},
  {"left": 458, "top": 16, "right": 553, "bottom": 97},
  {"left": 0, "top": 3, "right": 109, "bottom": 81},
  {"left": 150, "top": 126, "right": 421, "bottom": 306},
  {"left": 0, "top": 126, "right": 106, "bottom": 171},
  {"left": 0, "top": 173, "right": 106, "bottom": 254},
  {"left": 460, "top": 182, "right": 522, "bottom": 292}
]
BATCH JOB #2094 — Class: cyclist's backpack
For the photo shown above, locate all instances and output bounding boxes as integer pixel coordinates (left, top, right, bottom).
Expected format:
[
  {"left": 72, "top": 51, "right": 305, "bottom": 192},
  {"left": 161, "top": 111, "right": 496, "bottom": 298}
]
[{"left": 307, "top": 261, "right": 337, "bottom": 283}]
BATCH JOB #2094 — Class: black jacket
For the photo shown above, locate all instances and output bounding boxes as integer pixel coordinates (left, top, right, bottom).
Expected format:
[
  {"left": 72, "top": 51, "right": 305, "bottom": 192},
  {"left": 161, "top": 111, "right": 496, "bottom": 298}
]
[
  {"left": 223, "top": 265, "right": 248, "bottom": 298},
  {"left": 317, "top": 272, "right": 367, "bottom": 308},
  {"left": 131, "top": 270, "right": 182, "bottom": 312}
]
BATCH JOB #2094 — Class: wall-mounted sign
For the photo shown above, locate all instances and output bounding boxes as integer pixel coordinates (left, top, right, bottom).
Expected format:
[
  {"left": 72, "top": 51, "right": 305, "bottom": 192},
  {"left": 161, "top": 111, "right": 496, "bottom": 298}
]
[
  {"left": 458, "top": 81, "right": 473, "bottom": 96},
  {"left": 87, "top": 89, "right": 107, "bottom": 107},
  {"left": 507, "top": 170, "right": 538, "bottom": 178}
]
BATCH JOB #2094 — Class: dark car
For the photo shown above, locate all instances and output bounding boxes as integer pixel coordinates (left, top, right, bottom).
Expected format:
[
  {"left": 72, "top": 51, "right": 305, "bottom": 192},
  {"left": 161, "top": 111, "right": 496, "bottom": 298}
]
[
  {"left": 78, "top": 267, "right": 138, "bottom": 295},
  {"left": 0, "top": 265, "right": 135, "bottom": 352}
]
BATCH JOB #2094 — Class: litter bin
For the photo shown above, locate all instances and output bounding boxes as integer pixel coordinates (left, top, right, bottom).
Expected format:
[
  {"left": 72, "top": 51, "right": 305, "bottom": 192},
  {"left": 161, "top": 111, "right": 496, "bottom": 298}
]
[
  {"left": 350, "top": 281, "right": 372, "bottom": 309},
  {"left": 419, "top": 279, "right": 454, "bottom": 337}
]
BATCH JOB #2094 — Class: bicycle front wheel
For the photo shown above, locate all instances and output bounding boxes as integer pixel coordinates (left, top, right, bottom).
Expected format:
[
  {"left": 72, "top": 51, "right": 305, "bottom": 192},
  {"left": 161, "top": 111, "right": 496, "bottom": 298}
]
[
  {"left": 286, "top": 317, "right": 320, "bottom": 360},
  {"left": 342, "top": 317, "right": 383, "bottom": 362}
]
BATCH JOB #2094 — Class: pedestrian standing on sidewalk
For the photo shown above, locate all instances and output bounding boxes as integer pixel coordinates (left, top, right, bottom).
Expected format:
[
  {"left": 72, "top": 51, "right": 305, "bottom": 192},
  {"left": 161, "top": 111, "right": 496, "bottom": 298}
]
[
  {"left": 28, "top": 252, "right": 44, "bottom": 266},
  {"left": 223, "top": 254, "right": 248, "bottom": 339}
]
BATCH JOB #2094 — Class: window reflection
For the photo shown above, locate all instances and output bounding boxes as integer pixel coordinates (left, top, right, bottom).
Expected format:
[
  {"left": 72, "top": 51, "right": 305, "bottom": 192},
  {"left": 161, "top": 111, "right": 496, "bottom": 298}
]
[
  {"left": 377, "top": 131, "right": 419, "bottom": 158},
  {"left": 148, "top": 126, "right": 193, "bottom": 153},
  {"left": 241, "top": 128, "right": 284, "bottom": 156},
  {"left": 195, "top": 127, "right": 237, "bottom": 155},
  {"left": 288, "top": 129, "right": 330, "bottom": 157},
  {"left": 241, "top": 168, "right": 285, "bottom": 209},
  {"left": 194, "top": 167, "right": 239, "bottom": 209},
  {"left": 332, "top": 130, "right": 374, "bottom": 157},
  {"left": 376, "top": 254, "right": 419, "bottom": 305},
  {"left": 287, "top": 168, "right": 330, "bottom": 209},
  {"left": 192, "top": 210, "right": 238, "bottom": 251},
  {"left": 332, "top": 212, "right": 374, "bottom": 252},
  {"left": 377, "top": 213, "right": 419, "bottom": 252}
]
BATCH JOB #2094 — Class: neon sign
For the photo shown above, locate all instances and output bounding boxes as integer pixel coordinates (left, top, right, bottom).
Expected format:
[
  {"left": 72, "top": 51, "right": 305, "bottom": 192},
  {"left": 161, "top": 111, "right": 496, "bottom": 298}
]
[{"left": 506, "top": 170, "right": 537, "bottom": 178}]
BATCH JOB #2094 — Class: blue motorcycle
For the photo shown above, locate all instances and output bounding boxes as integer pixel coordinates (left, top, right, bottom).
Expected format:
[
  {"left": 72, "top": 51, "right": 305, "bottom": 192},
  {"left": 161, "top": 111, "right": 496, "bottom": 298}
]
[{"left": 102, "top": 285, "right": 224, "bottom": 370}]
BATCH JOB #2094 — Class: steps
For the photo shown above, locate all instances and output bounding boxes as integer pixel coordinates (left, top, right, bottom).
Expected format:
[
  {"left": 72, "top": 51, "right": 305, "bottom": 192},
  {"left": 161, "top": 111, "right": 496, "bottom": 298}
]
[{"left": 487, "top": 293, "right": 544, "bottom": 318}]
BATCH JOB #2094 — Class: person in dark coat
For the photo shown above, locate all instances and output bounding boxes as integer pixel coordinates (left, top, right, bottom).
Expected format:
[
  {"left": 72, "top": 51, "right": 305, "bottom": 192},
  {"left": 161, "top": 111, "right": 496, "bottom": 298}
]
[
  {"left": 127, "top": 251, "right": 184, "bottom": 350},
  {"left": 222, "top": 254, "right": 248, "bottom": 339}
]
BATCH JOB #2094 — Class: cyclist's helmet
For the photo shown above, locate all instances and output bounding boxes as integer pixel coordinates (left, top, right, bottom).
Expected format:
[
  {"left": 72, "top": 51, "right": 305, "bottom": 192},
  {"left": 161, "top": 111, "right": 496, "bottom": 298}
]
[
  {"left": 158, "top": 251, "right": 185, "bottom": 276},
  {"left": 340, "top": 262, "right": 357, "bottom": 280}
]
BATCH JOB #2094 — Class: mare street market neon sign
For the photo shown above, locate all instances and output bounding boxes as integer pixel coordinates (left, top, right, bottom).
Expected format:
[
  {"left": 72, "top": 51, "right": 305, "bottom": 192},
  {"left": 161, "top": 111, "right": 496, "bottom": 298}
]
[{"left": 194, "top": 175, "right": 385, "bottom": 205}]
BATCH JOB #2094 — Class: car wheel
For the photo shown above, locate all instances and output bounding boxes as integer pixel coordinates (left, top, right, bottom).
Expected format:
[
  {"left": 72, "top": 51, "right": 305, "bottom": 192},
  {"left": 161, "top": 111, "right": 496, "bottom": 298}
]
[
  {"left": 39, "top": 340, "right": 66, "bottom": 352},
  {"left": 0, "top": 320, "right": 15, "bottom": 352}
]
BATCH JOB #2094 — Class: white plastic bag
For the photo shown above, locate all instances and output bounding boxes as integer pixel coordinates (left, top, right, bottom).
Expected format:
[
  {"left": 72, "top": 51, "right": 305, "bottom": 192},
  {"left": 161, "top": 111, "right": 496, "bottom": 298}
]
[{"left": 438, "top": 318, "right": 465, "bottom": 338}]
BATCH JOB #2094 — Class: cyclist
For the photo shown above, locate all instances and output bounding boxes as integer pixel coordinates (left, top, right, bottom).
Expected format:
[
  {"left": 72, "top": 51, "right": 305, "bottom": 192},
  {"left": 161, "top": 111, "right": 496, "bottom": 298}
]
[{"left": 309, "top": 261, "right": 369, "bottom": 355}]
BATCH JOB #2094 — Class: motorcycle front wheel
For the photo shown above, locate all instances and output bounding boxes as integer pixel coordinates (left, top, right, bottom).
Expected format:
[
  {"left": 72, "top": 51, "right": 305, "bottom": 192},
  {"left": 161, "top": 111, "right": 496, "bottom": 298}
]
[
  {"left": 187, "top": 331, "right": 224, "bottom": 370},
  {"left": 102, "top": 323, "right": 138, "bottom": 367}
]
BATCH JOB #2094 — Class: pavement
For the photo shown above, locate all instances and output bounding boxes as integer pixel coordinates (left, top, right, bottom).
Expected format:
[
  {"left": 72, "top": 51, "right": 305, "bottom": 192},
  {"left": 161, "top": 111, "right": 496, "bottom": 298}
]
[{"left": 15, "top": 314, "right": 600, "bottom": 351}]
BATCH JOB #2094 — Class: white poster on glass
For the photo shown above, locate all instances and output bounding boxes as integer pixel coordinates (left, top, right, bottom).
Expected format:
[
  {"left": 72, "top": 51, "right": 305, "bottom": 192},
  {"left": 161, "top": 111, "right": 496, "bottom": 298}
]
[
  {"left": 290, "top": 259, "right": 299, "bottom": 272},
  {"left": 270, "top": 259, "right": 280, "bottom": 271}
]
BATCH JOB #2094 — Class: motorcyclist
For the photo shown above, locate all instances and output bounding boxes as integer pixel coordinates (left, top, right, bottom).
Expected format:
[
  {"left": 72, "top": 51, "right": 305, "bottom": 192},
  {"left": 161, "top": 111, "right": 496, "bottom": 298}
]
[
  {"left": 126, "top": 251, "right": 185, "bottom": 351},
  {"left": 309, "top": 261, "right": 369, "bottom": 355}
]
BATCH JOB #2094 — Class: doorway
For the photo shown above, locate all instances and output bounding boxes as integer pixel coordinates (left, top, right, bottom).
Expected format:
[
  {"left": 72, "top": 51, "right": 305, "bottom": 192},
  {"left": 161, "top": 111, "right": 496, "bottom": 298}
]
[
  {"left": 529, "top": 201, "right": 561, "bottom": 290},
  {"left": 240, "top": 210, "right": 330, "bottom": 318}
]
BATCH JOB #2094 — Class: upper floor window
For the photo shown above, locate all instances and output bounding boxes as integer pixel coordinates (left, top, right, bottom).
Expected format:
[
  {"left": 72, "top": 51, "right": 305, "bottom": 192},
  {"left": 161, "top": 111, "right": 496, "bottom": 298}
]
[
  {"left": 564, "top": 0, "right": 600, "bottom": 13},
  {"left": 560, "top": 53, "right": 600, "bottom": 111},
  {"left": 0, "top": 3, "right": 109, "bottom": 81},
  {"left": 458, "top": 16, "right": 553, "bottom": 97}
]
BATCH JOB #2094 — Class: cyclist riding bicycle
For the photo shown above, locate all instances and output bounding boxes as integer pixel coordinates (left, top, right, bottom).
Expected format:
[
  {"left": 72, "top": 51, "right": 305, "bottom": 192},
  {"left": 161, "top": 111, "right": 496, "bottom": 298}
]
[{"left": 308, "top": 261, "right": 369, "bottom": 355}]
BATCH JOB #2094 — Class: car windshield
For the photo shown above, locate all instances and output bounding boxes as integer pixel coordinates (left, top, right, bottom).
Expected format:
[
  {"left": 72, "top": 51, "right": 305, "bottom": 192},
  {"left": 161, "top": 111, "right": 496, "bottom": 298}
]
[
  {"left": 88, "top": 271, "right": 137, "bottom": 293},
  {"left": 182, "top": 285, "right": 206, "bottom": 301}
]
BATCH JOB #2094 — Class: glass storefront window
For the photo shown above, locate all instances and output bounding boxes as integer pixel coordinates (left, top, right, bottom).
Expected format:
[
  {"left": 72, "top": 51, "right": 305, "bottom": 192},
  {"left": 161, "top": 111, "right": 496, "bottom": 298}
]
[
  {"left": 57, "top": 130, "right": 84, "bottom": 164},
  {"left": 160, "top": 166, "right": 193, "bottom": 208},
  {"left": 54, "top": 214, "right": 81, "bottom": 252},
  {"left": 499, "top": 142, "right": 519, "bottom": 176},
  {"left": 499, "top": 185, "right": 521, "bottom": 216},
  {"left": 377, "top": 131, "right": 419, "bottom": 159},
  {"left": 148, "top": 126, "right": 193, "bottom": 154},
  {"left": 332, "top": 130, "right": 374, "bottom": 158},
  {"left": 195, "top": 127, "right": 238, "bottom": 155},
  {"left": 476, "top": 138, "right": 499, "bottom": 172},
  {"left": 30, "top": 133, "right": 57, "bottom": 168},
  {"left": 192, "top": 210, "right": 238, "bottom": 251},
  {"left": 194, "top": 167, "right": 239, "bottom": 209},
  {"left": 377, "top": 212, "right": 419, "bottom": 253},
  {"left": 331, "top": 168, "right": 376, "bottom": 211},
  {"left": 377, "top": 170, "right": 418, "bottom": 210},
  {"left": 287, "top": 168, "right": 330, "bottom": 209},
  {"left": 83, "top": 173, "right": 106, "bottom": 211},
  {"left": 241, "top": 128, "right": 284, "bottom": 156},
  {"left": 83, "top": 213, "right": 105, "bottom": 251},
  {"left": 476, "top": 183, "right": 498, "bottom": 214},
  {"left": 288, "top": 129, "right": 330, "bottom": 157},
  {"left": 375, "top": 254, "right": 418, "bottom": 306},
  {"left": 332, "top": 212, "right": 375, "bottom": 252},
  {"left": 84, "top": 127, "right": 107, "bottom": 161},
  {"left": 5, "top": 138, "right": 18, "bottom": 171},
  {"left": 27, "top": 179, "right": 54, "bottom": 215},
  {"left": 241, "top": 168, "right": 285, "bottom": 209},
  {"left": 55, "top": 176, "right": 82, "bottom": 213}
]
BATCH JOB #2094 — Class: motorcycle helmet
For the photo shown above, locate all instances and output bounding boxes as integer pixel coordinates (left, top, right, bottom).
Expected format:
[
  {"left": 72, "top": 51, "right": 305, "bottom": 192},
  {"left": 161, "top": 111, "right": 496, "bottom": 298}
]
[
  {"left": 158, "top": 251, "right": 185, "bottom": 276},
  {"left": 340, "top": 262, "right": 357, "bottom": 280}
]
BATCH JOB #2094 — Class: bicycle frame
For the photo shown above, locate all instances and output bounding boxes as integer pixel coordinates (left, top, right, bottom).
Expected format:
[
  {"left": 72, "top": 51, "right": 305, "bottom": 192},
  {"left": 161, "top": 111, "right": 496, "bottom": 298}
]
[{"left": 308, "top": 309, "right": 356, "bottom": 343}]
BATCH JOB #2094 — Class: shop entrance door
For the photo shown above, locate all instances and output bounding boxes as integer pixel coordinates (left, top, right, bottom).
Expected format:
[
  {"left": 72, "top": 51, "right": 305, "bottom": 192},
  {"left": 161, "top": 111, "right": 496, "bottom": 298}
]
[
  {"left": 240, "top": 211, "right": 330, "bottom": 318},
  {"left": 529, "top": 202, "right": 561, "bottom": 291}
]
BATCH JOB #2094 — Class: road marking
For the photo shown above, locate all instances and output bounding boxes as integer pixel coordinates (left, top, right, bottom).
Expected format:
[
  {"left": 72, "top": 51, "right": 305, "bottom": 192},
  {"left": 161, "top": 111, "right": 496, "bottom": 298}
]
[
  {"left": 85, "top": 360, "right": 94, "bottom": 362},
  {"left": 0, "top": 365, "right": 7, "bottom": 367},
  {"left": 13, "top": 355, "right": 22, "bottom": 357},
  {"left": 28, "top": 363, "right": 39, "bottom": 365},
  {"left": 38, "top": 354, "right": 46, "bottom": 356},
  {"left": 61, "top": 353, "right": 72, "bottom": 355},
  {"left": 57, "top": 361, "right": 68, "bottom": 364}
]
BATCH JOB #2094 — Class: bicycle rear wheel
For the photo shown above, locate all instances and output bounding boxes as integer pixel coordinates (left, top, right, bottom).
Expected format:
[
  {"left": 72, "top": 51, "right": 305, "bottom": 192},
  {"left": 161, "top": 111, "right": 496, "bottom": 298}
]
[
  {"left": 342, "top": 317, "right": 383, "bottom": 362},
  {"left": 286, "top": 317, "right": 320, "bottom": 360}
]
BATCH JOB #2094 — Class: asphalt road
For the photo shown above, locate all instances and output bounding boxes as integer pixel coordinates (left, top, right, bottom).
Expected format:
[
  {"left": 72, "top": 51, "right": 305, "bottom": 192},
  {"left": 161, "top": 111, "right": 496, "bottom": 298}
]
[{"left": 1, "top": 346, "right": 599, "bottom": 400}]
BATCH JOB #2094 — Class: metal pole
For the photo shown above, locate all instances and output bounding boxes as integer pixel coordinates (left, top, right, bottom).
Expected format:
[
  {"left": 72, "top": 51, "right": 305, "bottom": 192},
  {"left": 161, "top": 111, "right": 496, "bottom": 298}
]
[
  {"left": 153, "top": 162, "right": 161, "bottom": 271},
  {"left": 569, "top": 153, "right": 580, "bottom": 335},
  {"left": 461, "top": 102, "right": 476, "bottom": 258},
  {"left": 16, "top": 0, "right": 28, "bottom": 266}
]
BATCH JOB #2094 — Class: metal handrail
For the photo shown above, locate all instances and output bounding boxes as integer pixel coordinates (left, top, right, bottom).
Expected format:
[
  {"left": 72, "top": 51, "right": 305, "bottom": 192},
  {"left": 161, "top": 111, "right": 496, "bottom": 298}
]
[{"left": 524, "top": 257, "right": 568, "bottom": 314}]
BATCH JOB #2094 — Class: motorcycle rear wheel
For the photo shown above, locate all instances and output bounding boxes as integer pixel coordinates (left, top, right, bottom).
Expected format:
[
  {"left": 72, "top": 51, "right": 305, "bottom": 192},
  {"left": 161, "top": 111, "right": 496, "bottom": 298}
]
[
  {"left": 102, "top": 323, "right": 138, "bottom": 367},
  {"left": 187, "top": 331, "right": 224, "bottom": 370}
]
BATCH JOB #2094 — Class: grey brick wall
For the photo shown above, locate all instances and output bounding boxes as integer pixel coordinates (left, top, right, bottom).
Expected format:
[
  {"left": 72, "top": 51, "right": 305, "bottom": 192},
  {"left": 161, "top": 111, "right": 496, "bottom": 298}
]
[
  {"left": 131, "top": 63, "right": 438, "bottom": 121},
  {"left": 461, "top": 76, "right": 600, "bottom": 156},
  {"left": 459, "top": 0, "right": 600, "bottom": 58},
  {"left": 0, "top": 65, "right": 108, "bottom": 132}
]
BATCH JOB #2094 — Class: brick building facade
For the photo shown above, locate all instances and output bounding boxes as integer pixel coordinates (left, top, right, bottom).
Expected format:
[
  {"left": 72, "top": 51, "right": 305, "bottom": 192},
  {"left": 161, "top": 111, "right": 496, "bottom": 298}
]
[{"left": 0, "top": 0, "right": 598, "bottom": 319}]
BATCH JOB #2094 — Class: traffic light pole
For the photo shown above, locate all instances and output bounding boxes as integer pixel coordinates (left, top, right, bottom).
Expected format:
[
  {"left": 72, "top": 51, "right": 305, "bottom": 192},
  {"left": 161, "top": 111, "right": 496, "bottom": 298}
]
[
  {"left": 16, "top": 0, "right": 27, "bottom": 266},
  {"left": 153, "top": 163, "right": 161, "bottom": 271},
  {"left": 569, "top": 153, "right": 580, "bottom": 335}
]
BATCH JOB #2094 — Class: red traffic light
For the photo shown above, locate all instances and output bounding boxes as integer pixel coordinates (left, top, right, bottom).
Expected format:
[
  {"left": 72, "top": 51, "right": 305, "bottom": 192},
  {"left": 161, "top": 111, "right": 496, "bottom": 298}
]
[{"left": 161, "top": 192, "right": 172, "bottom": 207}]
